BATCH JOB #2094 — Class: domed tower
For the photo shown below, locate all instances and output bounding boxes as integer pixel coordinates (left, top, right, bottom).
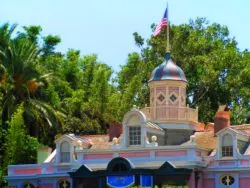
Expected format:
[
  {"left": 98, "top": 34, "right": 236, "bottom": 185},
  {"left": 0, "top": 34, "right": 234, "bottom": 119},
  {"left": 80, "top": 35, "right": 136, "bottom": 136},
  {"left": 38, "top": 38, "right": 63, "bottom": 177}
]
[{"left": 148, "top": 52, "right": 198, "bottom": 145}]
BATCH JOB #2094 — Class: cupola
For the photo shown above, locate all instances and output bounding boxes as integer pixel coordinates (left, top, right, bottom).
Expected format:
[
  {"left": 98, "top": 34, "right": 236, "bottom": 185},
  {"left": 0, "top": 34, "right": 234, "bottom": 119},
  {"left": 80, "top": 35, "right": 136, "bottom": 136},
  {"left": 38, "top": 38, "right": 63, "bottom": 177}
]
[
  {"left": 147, "top": 52, "right": 198, "bottom": 124},
  {"left": 149, "top": 53, "right": 187, "bottom": 82}
]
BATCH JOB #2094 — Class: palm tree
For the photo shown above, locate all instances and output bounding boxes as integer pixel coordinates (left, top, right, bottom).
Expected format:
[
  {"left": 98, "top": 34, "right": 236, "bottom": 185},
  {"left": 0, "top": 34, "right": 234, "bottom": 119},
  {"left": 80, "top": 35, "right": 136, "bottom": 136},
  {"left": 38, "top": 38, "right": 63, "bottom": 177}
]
[
  {"left": 0, "top": 23, "right": 64, "bottom": 141},
  {"left": 0, "top": 23, "right": 17, "bottom": 50}
]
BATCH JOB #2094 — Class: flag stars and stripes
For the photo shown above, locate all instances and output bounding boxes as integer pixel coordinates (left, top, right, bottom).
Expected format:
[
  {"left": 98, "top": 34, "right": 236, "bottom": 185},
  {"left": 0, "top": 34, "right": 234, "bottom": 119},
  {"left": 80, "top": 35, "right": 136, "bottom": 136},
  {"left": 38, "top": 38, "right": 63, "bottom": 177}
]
[{"left": 154, "top": 6, "right": 168, "bottom": 36}]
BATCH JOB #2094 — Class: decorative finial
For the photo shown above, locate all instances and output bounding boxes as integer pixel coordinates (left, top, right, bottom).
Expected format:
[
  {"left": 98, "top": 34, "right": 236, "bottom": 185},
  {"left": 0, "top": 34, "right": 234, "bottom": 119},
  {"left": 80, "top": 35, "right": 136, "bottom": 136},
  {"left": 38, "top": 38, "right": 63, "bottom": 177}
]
[
  {"left": 165, "top": 51, "right": 171, "bottom": 61},
  {"left": 77, "top": 140, "right": 83, "bottom": 146},
  {"left": 190, "top": 135, "right": 196, "bottom": 143},
  {"left": 112, "top": 137, "right": 118, "bottom": 145},
  {"left": 151, "top": 135, "right": 157, "bottom": 142}
]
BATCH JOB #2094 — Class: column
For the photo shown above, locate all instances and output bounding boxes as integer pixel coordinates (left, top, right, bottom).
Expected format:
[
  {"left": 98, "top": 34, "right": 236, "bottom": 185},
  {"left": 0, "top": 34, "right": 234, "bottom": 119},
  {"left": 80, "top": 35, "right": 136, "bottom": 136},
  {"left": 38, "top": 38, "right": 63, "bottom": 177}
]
[{"left": 188, "top": 171, "right": 195, "bottom": 188}]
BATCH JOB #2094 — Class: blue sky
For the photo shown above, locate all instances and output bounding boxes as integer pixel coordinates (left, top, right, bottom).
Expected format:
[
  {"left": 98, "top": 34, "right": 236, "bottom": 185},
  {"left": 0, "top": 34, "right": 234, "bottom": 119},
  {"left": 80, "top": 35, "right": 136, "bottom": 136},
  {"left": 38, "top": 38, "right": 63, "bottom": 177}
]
[{"left": 1, "top": 0, "right": 249, "bottom": 72}]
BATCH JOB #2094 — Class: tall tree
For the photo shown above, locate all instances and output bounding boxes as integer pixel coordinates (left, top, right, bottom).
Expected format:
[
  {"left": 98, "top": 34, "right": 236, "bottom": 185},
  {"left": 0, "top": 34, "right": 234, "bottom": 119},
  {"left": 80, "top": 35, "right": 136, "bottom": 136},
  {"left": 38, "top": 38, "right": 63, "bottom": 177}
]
[
  {"left": 18, "top": 25, "right": 42, "bottom": 45},
  {"left": 115, "top": 18, "right": 249, "bottom": 124},
  {"left": 0, "top": 24, "right": 63, "bottom": 142},
  {"left": 62, "top": 54, "right": 114, "bottom": 134},
  {"left": 42, "top": 35, "right": 61, "bottom": 56},
  {"left": 4, "top": 104, "right": 40, "bottom": 166}
]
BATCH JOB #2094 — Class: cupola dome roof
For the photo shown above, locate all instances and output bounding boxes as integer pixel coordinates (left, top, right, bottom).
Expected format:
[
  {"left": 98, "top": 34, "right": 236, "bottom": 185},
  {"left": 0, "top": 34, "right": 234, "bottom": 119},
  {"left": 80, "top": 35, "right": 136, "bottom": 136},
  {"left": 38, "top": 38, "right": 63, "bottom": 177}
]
[{"left": 149, "top": 53, "right": 187, "bottom": 82}]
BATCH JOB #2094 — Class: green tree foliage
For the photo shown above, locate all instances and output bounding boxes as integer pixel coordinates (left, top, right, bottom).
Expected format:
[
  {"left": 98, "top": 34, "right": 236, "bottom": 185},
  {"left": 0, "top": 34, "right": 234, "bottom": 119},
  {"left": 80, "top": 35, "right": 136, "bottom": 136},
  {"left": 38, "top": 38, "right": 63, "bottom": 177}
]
[
  {"left": 62, "top": 49, "right": 81, "bottom": 90},
  {"left": 0, "top": 23, "right": 63, "bottom": 177},
  {"left": 42, "top": 35, "right": 61, "bottom": 55},
  {"left": 62, "top": 54, "right": 113, "bottom": 134},
  {"left": 115, "top": 52, "right": 150, "bottom": 119},
  {"left": 4, "top": 103, "right": 40, "bottom": 167},
  {"left": 20, "top": 25, "right": 42, "bottom": 44},
  {"left": 118, "top": 18, "right": 249, "bottom": 124},
  {"left": 0, "top": 103, "right": 40, "bottom": 185},
  {"left": 0, "top": 17, "right": 249, "bottom": 182},
  {"left": 0, "top": 36, "right": 62, "bottom": 139},
  {"left": 0, "top": 23, "right": 17, "bottom": 51}
]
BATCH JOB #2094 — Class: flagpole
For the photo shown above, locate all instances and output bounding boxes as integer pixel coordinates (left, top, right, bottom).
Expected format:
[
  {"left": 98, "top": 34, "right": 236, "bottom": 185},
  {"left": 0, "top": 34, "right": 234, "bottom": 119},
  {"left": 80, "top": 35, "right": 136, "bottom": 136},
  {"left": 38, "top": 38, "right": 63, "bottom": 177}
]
[{"left": 166, "top": 3, "right": 170, "bottom": 52}]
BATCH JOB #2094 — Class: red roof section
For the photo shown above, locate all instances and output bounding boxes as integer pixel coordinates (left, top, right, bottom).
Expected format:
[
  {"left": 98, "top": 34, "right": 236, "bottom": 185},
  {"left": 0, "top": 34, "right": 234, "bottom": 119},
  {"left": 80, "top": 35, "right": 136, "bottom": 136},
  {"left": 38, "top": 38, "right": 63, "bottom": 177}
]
[{"left": 82, "top": 135, "right": 113, "bottom": 150}]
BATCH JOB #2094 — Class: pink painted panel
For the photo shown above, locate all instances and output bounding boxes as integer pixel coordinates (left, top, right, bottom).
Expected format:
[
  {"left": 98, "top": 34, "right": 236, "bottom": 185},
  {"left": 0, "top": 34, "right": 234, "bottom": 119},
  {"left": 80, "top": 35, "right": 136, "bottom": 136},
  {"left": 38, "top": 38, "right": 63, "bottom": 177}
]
[
  {"left": 156, "top": 108, "right": 166, "bottom": 119},
  {"left": 84, "top": 153, "right": 113, "bottom": 159},
  {"left": 203, "top": 179, "right": 214, "bottom": 188},
  {"left": 240, "top": 160, "right": 249, "bottom": 166},
  {"left": 155, "top": 150, "right": 187, "bottom": 157},
  {"left": 196, "top": 151, "right": 201, "bottom": 156},
  {"left": 156, "top": 87, "right": 166, "bottom": 93},
  {"left": 46, "top": 167, "right": 54, "bottom": 173},
  {"left": 40, "top": 184, "right": 53, "bottom": 188},
  {"left": 209, "top": 161, "right": 216, "bottom": 166},
  {"left": 240, "top": 178, "right": 250, "bottom": 188},
  {"left": 168, "top": 108, "right": 178, "bottom": 118},
  {"left": 169, "top": 87, "right": 179, "bottom": 94},
  {"left": 58, "top": 168, "right": 70, "bottom": 172},
  {"left": 13, "top": 168, "right": 41, "bottom": 175},
  {"left": 170, "top": 100, "right": 179, "bottom": 106},
  {"left": 119, "top": 152, "right": 150, "bottom": 158},
  {"left": 179, "top": 108, "right": 186, "bottom": 118},
  {"left": 187, "top": 171, "right": 195, "bottom": 188},
  {"left": 198, "top": 173, "right": 203, "bottom": 188}
]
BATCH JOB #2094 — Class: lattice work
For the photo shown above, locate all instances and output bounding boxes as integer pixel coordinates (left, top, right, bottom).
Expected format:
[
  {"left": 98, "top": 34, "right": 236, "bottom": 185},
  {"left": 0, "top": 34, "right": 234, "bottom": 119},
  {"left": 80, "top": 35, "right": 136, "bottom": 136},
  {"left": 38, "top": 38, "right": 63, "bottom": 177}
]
[{"left": 168, "top": 86, "right": 179, "bottom": 95}]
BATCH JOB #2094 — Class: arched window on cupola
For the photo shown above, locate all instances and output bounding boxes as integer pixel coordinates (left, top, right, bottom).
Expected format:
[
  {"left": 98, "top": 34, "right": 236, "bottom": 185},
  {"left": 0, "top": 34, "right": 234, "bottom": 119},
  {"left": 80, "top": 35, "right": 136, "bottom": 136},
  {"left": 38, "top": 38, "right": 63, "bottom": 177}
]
[
  {"left": 221, "top": 134, "right": 233, "bottom": 157},
  {"left": 60, "top": 141, "right": 70, "bottom": 163}
]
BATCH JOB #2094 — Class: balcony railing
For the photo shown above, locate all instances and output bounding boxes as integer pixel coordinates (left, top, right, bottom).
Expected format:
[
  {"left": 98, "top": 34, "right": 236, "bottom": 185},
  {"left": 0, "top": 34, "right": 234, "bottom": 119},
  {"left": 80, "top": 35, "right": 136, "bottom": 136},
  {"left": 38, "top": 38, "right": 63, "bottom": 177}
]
[{"left": 140, "top": 105, "right": 198, "bottom": 122}]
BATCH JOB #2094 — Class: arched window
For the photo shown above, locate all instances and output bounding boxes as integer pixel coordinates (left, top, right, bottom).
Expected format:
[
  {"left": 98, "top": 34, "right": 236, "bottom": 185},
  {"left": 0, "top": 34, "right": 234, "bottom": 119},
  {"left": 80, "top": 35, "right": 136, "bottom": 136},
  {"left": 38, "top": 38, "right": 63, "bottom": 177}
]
[
  {"left": 221, "top": 175, "right": 235, "bottom": 186},
  {"left": 112, "top": 163, "right": 129, "bottom": 172},
  {"left": 107, "top": 157, "right": 132, "bottom": 173},
  {"left": 60, "top": 141, "right": 70, "bottom": 163},
  {"left": 222, "top": 134, "right": 233, "bottom": 157},
  {"left": 23, "top": 183, "right": 35, "bottom": 188},
  {"left": 129, "top": 126, "right": 141, "bottom": 145},
  {"left": 58, "top": 180, "right": 70, "bottom": 188}
]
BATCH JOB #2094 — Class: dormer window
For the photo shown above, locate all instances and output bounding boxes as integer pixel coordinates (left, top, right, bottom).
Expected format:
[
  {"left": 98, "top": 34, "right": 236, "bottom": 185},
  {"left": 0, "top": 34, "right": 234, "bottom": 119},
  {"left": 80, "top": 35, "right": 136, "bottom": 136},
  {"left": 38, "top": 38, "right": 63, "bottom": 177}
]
[
  {"left": 221, "top": 134, "right": 233, "bottom": 157},
  {"left": 60, "top": 141, "right": 70, "bottom": 163},
  {"left": 129, "top": 126, "right": 141, "bottom": 145}
]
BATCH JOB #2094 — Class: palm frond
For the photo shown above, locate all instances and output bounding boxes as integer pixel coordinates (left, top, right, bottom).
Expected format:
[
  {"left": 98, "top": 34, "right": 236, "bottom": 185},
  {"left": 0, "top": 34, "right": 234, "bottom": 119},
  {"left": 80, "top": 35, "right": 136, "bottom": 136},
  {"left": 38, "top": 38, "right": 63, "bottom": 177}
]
[{"left": 29, "top": 99, "right": 65, "bottom": 128}]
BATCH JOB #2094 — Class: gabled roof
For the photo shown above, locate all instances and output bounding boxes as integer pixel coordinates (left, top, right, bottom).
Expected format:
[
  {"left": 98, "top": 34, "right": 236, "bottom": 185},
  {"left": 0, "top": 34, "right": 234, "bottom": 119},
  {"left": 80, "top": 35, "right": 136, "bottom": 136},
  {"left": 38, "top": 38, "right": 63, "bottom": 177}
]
[
  {"left": 181, "top": 131, "right": 217, "bottom": 150},
  {"left": 146, "top": 121, "right": 163, "bottom": 131},
  {"left": 83, "top": 135, "right": 112, "bottom": 150},
  {"left": 232, "top": 124, "right": 250, "bottom": 135},
  {"left": 244, "top": 144, "right": 250, "bottom": 155},
  {"left": 194, "top": 131, "right": 217, "bottom": 150},
  {"left": 216, "top": 126, "right": 250, "bottom": 137},
  {"left": 55, "top": 134, "right": 113, "bottom": 150},
  {"left": 122, "top": 108, "right": 147, "bottom": 125},
  {"left": 230, "top": 127, "right": 250, "bottom": 137},
  {"left": 55, "top": 134, "right": 92, "bottom": 148}
]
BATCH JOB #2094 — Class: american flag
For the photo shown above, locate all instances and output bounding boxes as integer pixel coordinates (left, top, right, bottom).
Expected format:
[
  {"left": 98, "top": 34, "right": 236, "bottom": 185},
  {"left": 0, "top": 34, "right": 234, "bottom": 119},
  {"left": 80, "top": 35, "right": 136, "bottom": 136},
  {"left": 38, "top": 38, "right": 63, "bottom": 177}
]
[{"left": 154, "top": 7, "right": 168, "bottom": 36}]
